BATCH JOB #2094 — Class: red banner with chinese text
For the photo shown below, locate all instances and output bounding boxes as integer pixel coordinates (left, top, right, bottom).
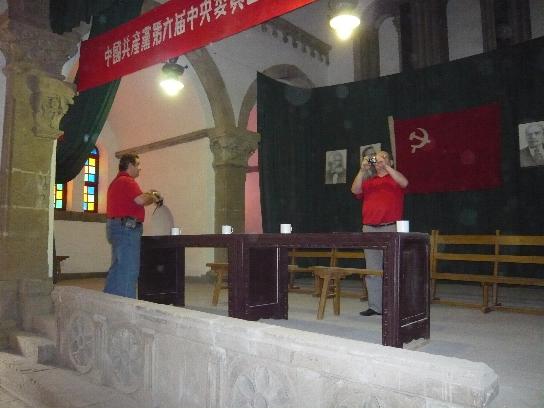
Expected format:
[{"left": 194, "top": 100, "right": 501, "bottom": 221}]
[
  {"left": 78, "top": 0, "right": 315, "bottom": 92},
  {"left": 392, "top": 103, "right": 502, "bottom": 194}
]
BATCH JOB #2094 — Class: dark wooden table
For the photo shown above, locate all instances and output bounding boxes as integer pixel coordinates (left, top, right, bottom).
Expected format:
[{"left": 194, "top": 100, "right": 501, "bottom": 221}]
[{"left": 139, "top": 232, "right": 430, "bottom": 348}]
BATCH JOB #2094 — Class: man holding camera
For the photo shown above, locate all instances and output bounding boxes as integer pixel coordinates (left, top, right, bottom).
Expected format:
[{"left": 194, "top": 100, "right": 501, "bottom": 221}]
[
  {"left": 351, "top": 150, "right": 408, "bottom": 316},
  {"left": 105, "top": 153, "right": 163, "bottom": 298}
]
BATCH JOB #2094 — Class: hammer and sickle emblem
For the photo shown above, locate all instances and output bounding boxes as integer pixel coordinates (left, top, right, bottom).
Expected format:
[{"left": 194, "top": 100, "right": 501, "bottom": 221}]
[{"left": 409, "top": 127, "right": 431, "bottom": 153}]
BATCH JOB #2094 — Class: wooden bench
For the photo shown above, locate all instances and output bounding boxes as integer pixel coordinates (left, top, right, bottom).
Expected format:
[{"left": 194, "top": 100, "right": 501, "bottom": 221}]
[
  {"left": 430, "top": 230, "right": 544, "bottom": 314},
  {"left": 53, "top": 255, "right": 69, "bottom": 283},
  {"left": 208, "top": 248, "right": 382, "bottom": 316},
  {"left": 207, "top": 262, "right": 228, "bottom": 306},
  {"left": 313, "top": 250, "right": 382, "bottom": 319},
  {"left": 288, "top": 249, "right": 335, "bottom": 294}
]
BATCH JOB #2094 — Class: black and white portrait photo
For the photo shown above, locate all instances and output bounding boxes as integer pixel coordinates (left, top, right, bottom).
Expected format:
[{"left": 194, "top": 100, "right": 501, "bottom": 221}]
[
  {"left": 518, "top": 121, "right": 544, "bottom": 167},
  {"left": 325, "top": 149, "right": 347, "bottom": 184}
]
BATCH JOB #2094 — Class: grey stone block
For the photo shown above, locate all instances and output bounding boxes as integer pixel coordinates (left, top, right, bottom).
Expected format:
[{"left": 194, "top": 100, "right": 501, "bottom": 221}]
[
  {"left": 32, "top": 314, "right": 57, "bottom": 344},
  {"left": 8, "top": 331, "right": 56, "bottom": 365}
]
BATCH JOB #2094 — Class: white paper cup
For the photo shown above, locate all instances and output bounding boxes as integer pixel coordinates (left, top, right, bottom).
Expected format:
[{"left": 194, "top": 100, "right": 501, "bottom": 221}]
[
  {"left": 280, "top": 223, "right": 293, "bottom": 234},
  {"left": 221, "top": 225, "right": 234, "bottom": 234},
  {"left": 396, "top": 220, "right": 409, "bottom": 233},
  {"left": 171, "top": 227, "right": 181, "bottom": 235}
]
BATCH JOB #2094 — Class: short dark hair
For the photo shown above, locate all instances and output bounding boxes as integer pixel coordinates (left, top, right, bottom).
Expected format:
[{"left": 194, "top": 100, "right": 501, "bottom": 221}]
[{"left": 119, "top": 153, "right": 139, "bottom": 171}]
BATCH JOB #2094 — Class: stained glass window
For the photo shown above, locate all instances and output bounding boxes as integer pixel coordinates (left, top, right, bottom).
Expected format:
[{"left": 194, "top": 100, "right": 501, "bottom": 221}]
[
  {"left": 54, "top": 183, "right": 66, "bottom": 210},
  {"left": 83, "top": 147, "right": 99, "bottom": 212}
]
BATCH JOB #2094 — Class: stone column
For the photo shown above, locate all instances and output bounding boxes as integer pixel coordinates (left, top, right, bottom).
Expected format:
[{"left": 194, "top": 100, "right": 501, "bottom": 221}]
[
  {"left": 481, "top": 0, "right": 531, "bottom": 51},
  {"left": 406, "top": 0, "right": 449, "bottom": 69},
  {"left": 353, "top": 25, "right": 380, "bottom": 81},
  {"left": 209, "top": 127, "right": 259, "bottom": 260},
  {"left": 0, "top": 6, "right": 78, "bottom": 333},
  {"left": 0, "top": 17, "right": 77, "bottom": 280},
  {"left": 480, "top": 0, "right": 497, "bottom": 52}
]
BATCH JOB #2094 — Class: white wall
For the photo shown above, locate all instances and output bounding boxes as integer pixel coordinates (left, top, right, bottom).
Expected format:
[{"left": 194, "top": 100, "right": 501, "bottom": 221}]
[
  {"left": 209, "top": 26, "right": 331, "bottom": 125},
  {"left": 139, "top": 138, "right": 215, "bottom": 276},
  {"left": 530, "top": 0, "right": 544, "bottom": 39},
  {"left": 447, "top": 0, "right": 484, "bottom": 61},
  {"left": 379, "top": 17, "right": 400, "bottom": 77},
  {"left": 54, "top": 220, "right": 111, "bottom": 274}
]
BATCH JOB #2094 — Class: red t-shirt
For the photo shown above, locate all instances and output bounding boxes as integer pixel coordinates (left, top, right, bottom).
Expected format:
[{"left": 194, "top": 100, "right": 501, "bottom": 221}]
[
  {"left": 106, "top": 172, "right": 145, "bottom": 222},
  {"left": 356, "top": 174, "right": 404, "bottom": 225}
]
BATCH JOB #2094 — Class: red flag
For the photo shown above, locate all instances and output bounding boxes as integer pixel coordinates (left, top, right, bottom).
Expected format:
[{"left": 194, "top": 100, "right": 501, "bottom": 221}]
[
  {"left": 78, "top": 0, "right": 315, "bottom": 92},
  {"left": 392, "top": 103, "right": 502, "bottom": 194}
]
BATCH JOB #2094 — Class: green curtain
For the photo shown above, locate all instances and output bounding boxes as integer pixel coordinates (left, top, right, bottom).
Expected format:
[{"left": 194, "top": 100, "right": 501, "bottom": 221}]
[
  {"left": 258, "top": 36, "right": 544, "bottom": 236},
  {"left": 49, "top": 0, "right": 117, "bottom": 34},
  {"left": 53, "top": 0, "right": 143, "bottom": 183}
]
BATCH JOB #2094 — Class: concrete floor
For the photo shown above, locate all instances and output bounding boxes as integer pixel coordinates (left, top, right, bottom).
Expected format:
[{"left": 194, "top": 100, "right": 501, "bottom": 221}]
[{"left": 56, "top": 277, "right": 544, "bottom": 408}]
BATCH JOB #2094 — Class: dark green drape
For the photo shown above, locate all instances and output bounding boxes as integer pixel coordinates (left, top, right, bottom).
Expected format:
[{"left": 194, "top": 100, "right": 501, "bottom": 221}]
[
  {"left": 258, "top": 36, "right": 544, "bottom": 236},
  {"left": 52, "top": 0, "right": 143, "bottom": 183},
  {"left": 50, "top": 0, "right": 117, "bottom": 34}
]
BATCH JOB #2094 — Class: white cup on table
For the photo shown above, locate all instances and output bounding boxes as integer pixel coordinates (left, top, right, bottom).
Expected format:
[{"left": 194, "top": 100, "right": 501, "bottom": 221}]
[
  {"left": 171, "top": 227, "right": 181, "bottom": 235},
  {"left": 221, "top": 225, "right": 234, "bottom": 234},
  {"left": 280, "top": 223, "right": 293, "bottom": 234},
  {"left": 396, "top": 220, "right": 409, "bottom": 233}
]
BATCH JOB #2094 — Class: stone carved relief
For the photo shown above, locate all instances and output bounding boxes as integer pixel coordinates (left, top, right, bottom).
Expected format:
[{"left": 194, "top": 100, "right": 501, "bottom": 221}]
[
  {"left": 333, "top": 393, "right": 385, "bottom": 408},
  {"left": 66, "top": 312, "right": 95, "bottom": 374},
  {"left": 27, "top": 74, "right": 74, "bottom": 139},
  {"left": 230, "top": 365, "right": 291, "bottom": 408},
  {"left": 209, "top": 128, "right": 260, "bottom": 167},
  {"left": 326, "top": 381, "right": 393, "bottom": 408},
  {"left": 108, "top": 326, "right": 144, "bottom": 394}
]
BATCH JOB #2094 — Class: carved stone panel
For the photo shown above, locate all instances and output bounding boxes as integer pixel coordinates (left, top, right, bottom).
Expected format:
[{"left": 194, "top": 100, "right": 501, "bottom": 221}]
[
  {"left": 66, "top": 311, "right": 95, "bottom": 374},
  {"left": 108, "top": 326, "right": 144, "bottom": 394}
]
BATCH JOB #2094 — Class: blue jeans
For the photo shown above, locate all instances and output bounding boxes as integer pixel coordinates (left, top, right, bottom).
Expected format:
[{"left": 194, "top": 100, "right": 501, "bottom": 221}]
[{"left": 104, "top": 219, "right": 142, "bottom": 298}]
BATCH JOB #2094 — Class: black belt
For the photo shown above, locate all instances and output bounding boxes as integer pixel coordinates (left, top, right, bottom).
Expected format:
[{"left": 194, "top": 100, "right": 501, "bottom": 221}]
[
  {"left": 364, "top": 222, "right": 396, "bottom": 227},
  {"left": 109, "top": 217, "right": 142, "bottom": 225}
]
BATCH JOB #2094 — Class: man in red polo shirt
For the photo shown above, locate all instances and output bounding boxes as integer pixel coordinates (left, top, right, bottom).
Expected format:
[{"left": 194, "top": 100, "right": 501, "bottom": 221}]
[
  {"left": 351, "top": 150, "right": 408, "bottom": 316},
  {"left": 105, "top": 153, "right": 162, "bottom": 298}
]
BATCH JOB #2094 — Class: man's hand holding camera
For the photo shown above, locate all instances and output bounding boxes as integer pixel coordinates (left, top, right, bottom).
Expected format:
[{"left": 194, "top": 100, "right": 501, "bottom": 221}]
[{"left": 150, "top": 190, "right": 163, "bottom": 206}]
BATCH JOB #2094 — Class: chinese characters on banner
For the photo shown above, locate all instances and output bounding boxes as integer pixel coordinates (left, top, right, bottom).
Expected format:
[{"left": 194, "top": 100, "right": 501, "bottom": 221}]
[
  {"left": 78, "top": 0, "right": 315, "bottom": 92},
  {"left": 391, "top": 103, "right": 502, "bottom": 194}
]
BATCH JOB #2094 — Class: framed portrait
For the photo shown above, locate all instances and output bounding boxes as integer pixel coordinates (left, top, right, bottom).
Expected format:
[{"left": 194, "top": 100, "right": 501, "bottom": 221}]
[
  {"left": 325, "top": 149, "right": 347, "bottom": 184},
  {"left": 518, "top": 121, "right": 544, "bottom": 168}
]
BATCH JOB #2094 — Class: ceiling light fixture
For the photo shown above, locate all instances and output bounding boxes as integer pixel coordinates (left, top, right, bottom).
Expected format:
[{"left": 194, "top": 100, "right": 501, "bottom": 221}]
[
  {"left": 329, "top": 0, "right": 361, "bottom": 41},
  {"left": 159, "top": 57, "right": 188, "bottom": 96}
]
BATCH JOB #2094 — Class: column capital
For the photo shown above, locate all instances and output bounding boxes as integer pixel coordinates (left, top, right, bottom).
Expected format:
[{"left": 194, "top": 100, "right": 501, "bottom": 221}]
[
  {"left": 209, "top": 127, "right": 260, "bottom": 168},
  {"left": 0, "top": 16, "right": 80, "bottom": 77},
  {"left": 5, "top": 64, "right": 75, "bottom": 140}
]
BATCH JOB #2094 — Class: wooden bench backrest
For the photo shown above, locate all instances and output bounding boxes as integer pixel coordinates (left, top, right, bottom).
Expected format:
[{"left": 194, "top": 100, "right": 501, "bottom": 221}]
[
  {"left": 288, "top": 249, "right": 335, "bottom": 267},
  {"left": 288, "top": 249, "right": 366, "bottom": 268},
  {"left": 431, "top": 230, "right": 544, "bottom": 278}
]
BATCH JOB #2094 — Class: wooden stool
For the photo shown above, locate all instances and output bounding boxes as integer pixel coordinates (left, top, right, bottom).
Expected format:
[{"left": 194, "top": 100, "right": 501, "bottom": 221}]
[
  {"left": 206, "top": 262, "right": 228, "bottom": 306},
  {"left": 313, "top": 266, "right": 352, "bottom": 320}
]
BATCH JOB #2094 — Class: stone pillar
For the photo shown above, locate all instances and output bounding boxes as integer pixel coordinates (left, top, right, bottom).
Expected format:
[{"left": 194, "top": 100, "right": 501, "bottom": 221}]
[
  {"left": 405, "top": 0, "right": 449, "bottom": 69},
  {"left": 481, "top": 0, "right": 531, "bottom": 51},
  {"left": 0, "top": 3, "right": 79, "bottom": 332},
  {"left": 209, "top": 127, "right": 259, "bottom": 260},
  {"left": 0, "top": 17, "right": 76, "bottom": 280},
  {"left": 480, "top": 0, "right": 497, "bottom": 52},
  {"left": 353, "top": 25, "right": 380, "bottom": 81}
]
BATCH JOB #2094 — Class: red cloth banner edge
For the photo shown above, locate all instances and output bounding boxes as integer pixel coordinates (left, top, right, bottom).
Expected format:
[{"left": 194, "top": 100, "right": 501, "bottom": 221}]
[{"left": 78, "top": 0, "right": 316, "bottom": 92}]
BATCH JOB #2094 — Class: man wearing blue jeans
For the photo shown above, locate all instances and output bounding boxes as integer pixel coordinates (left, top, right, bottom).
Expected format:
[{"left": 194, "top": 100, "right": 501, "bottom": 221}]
[
  {"left": 105, "top": 154, "right": 162, "bottom": 298},
  {"left": 351, "top": 151, "right": 408, "bottom": 316}
]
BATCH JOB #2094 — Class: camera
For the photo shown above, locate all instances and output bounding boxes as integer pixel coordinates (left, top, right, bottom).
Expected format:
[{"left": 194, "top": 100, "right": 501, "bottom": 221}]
[{"left": 367, "top": 155, "right": 377, "bottom": 165}]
